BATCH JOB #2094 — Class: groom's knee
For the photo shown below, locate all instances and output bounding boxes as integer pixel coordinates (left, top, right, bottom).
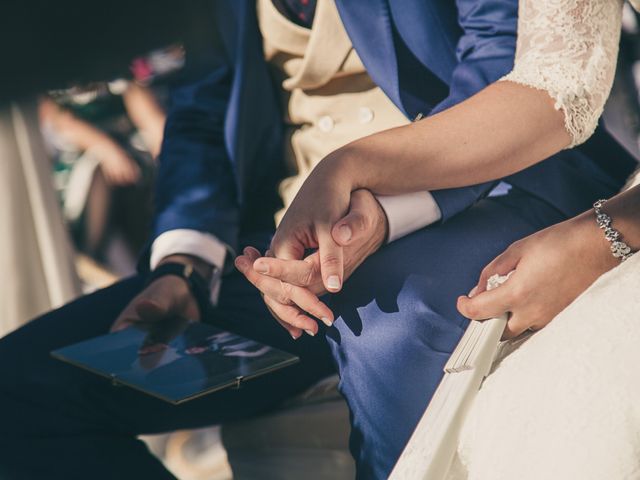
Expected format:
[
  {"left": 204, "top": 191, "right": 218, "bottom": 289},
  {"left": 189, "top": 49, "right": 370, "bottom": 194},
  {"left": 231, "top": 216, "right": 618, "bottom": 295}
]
[{"left": 328, "top": 241, "right": 468, "bottom": 393}]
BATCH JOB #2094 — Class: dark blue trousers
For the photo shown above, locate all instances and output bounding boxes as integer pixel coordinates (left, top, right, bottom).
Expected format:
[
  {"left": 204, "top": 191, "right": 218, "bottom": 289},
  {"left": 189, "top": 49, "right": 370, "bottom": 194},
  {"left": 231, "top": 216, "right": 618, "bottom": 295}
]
[{"left": 0, "top": 189, "right": 566, "bottom": 479}]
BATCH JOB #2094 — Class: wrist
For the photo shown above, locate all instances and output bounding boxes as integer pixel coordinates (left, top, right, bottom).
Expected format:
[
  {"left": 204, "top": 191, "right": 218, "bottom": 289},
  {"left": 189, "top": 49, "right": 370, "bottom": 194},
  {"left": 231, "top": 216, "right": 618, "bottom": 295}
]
[
  {"left": 372, "top": 196, "right": 390, "bottom": 245},
  {"left": 159, "top": 254, "right": 214, "bottom": 283},
  {"left": 570, "top": 212, "right": 619, "bottom": 275},
  {"left": 148, "top": 261, "right": 213, "bottom": 320},
  {"left": 321, "top": 145, "right": 359, "bottom": 192}
]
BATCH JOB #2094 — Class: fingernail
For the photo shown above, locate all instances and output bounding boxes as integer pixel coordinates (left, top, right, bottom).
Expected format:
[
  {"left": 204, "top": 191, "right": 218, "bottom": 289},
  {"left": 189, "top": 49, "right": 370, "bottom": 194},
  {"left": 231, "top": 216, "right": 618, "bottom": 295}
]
[
  {"left": 327, "top": 275, "right": 341, "bottom": 291},
  {"left": 337, "top": 224, "right": 352, "bottom": 243},
  {"left": 235, "top": 257, "right": 248, "bottom": 271},
  {"left": 321, "top": 316, "right": 333, "bottom": 327},
  {"left": 468, "top": 286, "right": 478, "bottom": 298},
  {"left": 254, "top": 260, "right": 268, "bottom": 274},
  {"left": 291, "top": 332, "right": 301, "bottom": 340},
  {"left": 304, "top": 329, "right": 315, "bottom": 337}
]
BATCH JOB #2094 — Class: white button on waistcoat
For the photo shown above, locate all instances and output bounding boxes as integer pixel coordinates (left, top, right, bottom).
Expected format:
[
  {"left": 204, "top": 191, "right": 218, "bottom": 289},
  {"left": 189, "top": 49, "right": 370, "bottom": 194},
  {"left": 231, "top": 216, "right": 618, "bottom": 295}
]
[
  {"left": 358, "top": 107, "right": 374, "bottom": 124},
  {"left": 318, "top": 115, "right": 334, "bottom": 132}
]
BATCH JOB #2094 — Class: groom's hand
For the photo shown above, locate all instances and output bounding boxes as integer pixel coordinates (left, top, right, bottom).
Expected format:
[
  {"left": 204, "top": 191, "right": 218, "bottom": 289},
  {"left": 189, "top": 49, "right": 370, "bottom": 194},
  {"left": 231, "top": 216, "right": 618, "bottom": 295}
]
[
  {"left": 235, "top": 190, "right": 388, "bottom": 338},
  {"left": 260, "top": 189, "right": 388, "bottom": 292},
  {"left": 111, "top": 255, "right": 210, "bottom": 332}
]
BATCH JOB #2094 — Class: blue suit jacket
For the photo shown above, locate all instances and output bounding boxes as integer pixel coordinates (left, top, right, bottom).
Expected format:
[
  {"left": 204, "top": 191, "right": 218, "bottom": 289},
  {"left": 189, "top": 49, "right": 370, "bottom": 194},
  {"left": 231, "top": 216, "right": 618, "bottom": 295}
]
[{"left": 152, "top": 0, "right": 637, "bottom": 255}]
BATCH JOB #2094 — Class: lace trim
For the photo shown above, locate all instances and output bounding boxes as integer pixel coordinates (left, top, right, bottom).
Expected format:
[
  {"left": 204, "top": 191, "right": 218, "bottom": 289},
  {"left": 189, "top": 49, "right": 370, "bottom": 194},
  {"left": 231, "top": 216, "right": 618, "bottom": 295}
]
[{"left": 500, "top": 0, "right": 623, "bottom": 148}]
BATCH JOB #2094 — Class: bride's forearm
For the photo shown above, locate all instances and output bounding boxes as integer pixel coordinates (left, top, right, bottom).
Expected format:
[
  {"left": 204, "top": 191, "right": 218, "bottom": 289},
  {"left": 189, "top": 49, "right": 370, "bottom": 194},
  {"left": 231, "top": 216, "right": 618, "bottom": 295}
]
[{"left": 331, "top": 81, "right": 571, "bottom": 195}]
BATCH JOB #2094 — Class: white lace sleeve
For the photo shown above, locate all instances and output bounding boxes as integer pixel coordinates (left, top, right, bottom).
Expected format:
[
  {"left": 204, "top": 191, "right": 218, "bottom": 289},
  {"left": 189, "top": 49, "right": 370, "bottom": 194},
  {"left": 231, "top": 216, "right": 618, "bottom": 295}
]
[{"left": 501, "top": 0, "right": 623, "bottom": 147}]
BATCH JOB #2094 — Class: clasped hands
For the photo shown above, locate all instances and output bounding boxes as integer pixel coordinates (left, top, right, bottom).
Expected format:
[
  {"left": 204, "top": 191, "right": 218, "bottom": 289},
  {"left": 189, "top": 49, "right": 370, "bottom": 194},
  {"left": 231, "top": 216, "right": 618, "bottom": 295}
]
[
  {"left": 235, "top": 147, "right": 618, "bottom": 341},
  {"left": 235, "top": 189, "right": 388, "bottom": 339}
]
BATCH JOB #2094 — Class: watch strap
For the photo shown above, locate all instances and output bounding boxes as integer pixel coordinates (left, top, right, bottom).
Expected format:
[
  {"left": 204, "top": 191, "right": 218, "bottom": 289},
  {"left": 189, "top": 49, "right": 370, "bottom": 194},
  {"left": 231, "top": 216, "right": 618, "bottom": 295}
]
[{"left": 145, "top": 262, "right": 213, "bottom": 319}]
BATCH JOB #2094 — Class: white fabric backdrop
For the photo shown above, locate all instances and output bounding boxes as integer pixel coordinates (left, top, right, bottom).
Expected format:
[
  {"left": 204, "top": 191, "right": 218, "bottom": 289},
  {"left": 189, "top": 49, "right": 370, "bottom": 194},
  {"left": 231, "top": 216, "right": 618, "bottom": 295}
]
[{"left": 0, "top": 102, "right": 80, "bottom": 336}]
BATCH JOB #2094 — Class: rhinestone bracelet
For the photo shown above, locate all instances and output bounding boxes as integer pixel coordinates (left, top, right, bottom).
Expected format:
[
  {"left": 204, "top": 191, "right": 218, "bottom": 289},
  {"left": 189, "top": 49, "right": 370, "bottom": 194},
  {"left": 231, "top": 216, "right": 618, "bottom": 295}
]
[{"left": 593, "top": 199, "right": 636, "bottom": 262}]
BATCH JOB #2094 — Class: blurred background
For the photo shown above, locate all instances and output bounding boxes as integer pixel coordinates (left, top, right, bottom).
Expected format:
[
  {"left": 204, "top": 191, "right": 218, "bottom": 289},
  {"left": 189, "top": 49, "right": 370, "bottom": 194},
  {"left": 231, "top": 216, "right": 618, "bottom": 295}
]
[
  {"left": 1, "top": 1, "right": 640, "bottom": 479},
  {"left": 0, "top": 3, "right": 238, "bottom": 478},
  {"left": 0, "top": 0, "right": 221, "bottom": 326}
]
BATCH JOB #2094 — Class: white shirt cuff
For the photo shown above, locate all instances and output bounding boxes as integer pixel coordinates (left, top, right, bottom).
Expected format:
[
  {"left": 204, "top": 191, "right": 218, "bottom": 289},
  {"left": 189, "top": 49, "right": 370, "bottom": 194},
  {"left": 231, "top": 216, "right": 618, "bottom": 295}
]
[
  {"left": 150, "top": 229, "right": 228, "bottom": 270},
  {"left": 376, "top": 191, "right": 442, "bottom": 243}
]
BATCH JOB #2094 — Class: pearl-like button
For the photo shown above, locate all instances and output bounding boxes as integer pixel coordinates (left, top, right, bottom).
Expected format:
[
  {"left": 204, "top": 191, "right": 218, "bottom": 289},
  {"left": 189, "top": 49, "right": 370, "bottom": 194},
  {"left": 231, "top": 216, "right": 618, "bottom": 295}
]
[
  {"left": 318, "top": 115, "right": 334, "bottom": 132},
  {"left": 358, "top": 107, "right": 374, "bottom": 124}
]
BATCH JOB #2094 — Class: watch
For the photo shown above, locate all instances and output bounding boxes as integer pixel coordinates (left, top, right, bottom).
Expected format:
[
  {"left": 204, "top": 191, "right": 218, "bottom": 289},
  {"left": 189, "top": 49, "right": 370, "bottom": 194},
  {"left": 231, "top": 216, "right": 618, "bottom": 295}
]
[{"left": 145, "top": 262, "right": 214, "bottom": 319}]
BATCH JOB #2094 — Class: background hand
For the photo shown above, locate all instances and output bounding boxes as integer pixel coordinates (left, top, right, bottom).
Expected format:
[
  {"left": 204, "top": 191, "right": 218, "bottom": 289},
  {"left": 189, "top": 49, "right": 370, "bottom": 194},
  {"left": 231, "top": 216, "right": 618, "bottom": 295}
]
[
  {"left": 93, "top": 140, "right": 141, "bottom": 186},
  {"left": 456, "top": 215, "right": 617, "bottom": 339}
]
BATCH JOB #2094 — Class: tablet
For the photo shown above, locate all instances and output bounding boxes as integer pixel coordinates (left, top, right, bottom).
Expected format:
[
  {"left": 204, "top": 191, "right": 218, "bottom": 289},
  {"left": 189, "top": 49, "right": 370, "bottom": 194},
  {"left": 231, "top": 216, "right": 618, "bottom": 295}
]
[{"left": 52, "top": 317, "right": 299, "bottom": 404}]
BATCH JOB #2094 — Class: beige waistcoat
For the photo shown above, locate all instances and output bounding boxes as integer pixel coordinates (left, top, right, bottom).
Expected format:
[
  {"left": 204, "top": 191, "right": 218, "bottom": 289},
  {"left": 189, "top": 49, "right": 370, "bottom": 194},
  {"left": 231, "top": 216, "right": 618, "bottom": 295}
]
[{"left": 257, "top": 0, "right": 409, "bottom": 223}]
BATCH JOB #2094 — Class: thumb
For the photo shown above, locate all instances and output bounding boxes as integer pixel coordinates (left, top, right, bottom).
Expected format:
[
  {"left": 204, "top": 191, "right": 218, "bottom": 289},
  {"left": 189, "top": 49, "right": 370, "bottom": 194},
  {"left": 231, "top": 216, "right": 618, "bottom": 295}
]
[
  {"left": 134, "top": 284, "right": 174, "bottom": 322},
  {"left": 476, "top": 245, "right": 522, "bottom": 295},
  {"left": 317, "top": 221, "right": 344, "bottom": 292},
  {"left": 332, "top": 190, "right": 374, "bottom": 246}
]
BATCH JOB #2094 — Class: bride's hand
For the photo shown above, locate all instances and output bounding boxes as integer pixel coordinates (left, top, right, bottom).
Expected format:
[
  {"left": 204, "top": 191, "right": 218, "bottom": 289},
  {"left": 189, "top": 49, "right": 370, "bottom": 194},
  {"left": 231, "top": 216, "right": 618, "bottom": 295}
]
[
  {"left": 457, "top": 214, "right": 618, "bottom": 339},
  {"left": 270, "top": 152, "right": 355, "bottom": 292}
]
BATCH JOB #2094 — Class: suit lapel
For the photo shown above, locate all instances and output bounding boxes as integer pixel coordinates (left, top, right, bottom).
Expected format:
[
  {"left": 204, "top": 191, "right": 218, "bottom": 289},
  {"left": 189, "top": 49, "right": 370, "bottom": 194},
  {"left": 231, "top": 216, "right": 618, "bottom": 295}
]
[
  {"left": 388, "top": 0, "right": 459, "bottom": 85},
  {"left": 220, "top": 0, "right": 282, "bottom": 199},
  {"left": 335, "top": 0, "right": 406, "bottom": 116},
  {"left": 336, "top": 0, "right": 457, "bottom": 118}
]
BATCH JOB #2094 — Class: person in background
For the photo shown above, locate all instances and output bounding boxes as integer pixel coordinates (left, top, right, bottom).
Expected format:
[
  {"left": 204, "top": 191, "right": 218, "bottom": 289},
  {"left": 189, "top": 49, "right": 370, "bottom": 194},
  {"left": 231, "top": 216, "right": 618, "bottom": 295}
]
[
  {"left": 39, "top": 81, "right": 164, "bottom": 267},
  {"left": 40, "top": 45, "right": 184, "bottom": 272}
]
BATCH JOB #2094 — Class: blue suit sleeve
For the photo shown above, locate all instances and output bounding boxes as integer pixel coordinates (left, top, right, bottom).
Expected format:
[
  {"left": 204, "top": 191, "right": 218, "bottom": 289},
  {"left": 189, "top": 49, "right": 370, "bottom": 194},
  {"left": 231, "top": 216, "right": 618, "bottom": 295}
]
[
  {"left": 152, "top": 63, "right": 240, "bottom": 252},
  {"left": 429, "top": 0, "right": 519, "bottom": 222}
]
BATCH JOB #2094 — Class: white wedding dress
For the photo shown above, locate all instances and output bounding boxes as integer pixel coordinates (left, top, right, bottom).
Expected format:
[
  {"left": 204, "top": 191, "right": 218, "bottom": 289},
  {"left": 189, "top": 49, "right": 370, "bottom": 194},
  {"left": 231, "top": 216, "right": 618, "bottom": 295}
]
[
  {"left": 448, "top": 251, "right": 640, "bottom": 479},
  {"left": 443, "top": 0, "right": 640, "bottom": 478}
]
